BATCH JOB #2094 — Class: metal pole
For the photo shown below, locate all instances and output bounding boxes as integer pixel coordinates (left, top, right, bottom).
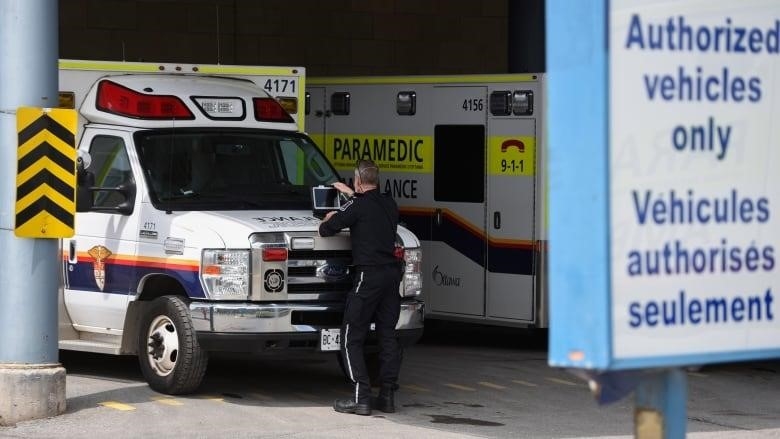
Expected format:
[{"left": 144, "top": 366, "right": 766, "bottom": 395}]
[
  {"left": 634, "top": 369, "right": 688, "bottom": 439},
  {"left": 0, "top": 0, "right": 66, "bottom": 425}
]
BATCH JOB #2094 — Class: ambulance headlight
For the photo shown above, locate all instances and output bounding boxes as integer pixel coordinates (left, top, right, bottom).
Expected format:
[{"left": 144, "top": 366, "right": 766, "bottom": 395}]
[
  {"left": 401, "top": 248, "right": 422, "bottom": 297},
  {"left": 201, "top": 249, "right": 250, "bottom": 299}
]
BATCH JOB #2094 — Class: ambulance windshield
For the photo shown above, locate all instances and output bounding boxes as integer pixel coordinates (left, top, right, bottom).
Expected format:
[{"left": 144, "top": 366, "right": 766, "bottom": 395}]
[{"left": 135, "top": 129, "right": 339, "bottom": 211}]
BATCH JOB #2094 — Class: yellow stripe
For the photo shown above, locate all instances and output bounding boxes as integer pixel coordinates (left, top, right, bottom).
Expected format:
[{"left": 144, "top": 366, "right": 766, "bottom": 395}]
[
  {"left": 546, "top": 377, "right": 579, "bottom": 386},
  {"left": 16, "top": 156, "right": 76, "bottom": 186},
  {"left": 14, "top": 210, "right": 74, "bottom": 238},
  {"left": 152, "top": 396, "right": 184, "bottom": 406},
  {"left": 444, "top": 383, "right": 476, "bottom": 391},
  {"left": 511, "top": 379, "right": 538, "bottom": 387},
  {"left": 402, "top": 384, "right": 431, "bottom": 393},
  {"left": 18, "top": 130, "right": 76, "bottom": 163},
  {"left": 15, "top": 184, "right": 75, "bottom": 212},
  {"left": 98, "top": 401, "right": 135, "bottom": 411},
  {"left": 197, "top": 395, "right": 225, "bottom": 403},
  {"left": 478, "top": 381, "right": 506, "bottom": 390},
  {"left": 59, "top": 59, "right": 168, "bottom": 72},
  {"left": 197, "top": 65, "right": 302, "bottom": 76},
  {"left": 309, "top": 74, "right": 540, "bottom": 85}
]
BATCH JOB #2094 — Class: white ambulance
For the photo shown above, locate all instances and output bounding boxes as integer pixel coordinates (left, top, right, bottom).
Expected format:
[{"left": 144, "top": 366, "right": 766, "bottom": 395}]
[
  {"left": 57, "top": 60, "right": 424, "bottom": 394},
  {"left": 306, "top": 74, "right": 546, "bottom": 328}
]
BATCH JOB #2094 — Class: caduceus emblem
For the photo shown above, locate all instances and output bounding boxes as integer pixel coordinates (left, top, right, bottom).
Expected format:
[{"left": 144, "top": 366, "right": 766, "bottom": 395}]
[{"left": 87, "top": 245, "right": 112, "bottom": 291}]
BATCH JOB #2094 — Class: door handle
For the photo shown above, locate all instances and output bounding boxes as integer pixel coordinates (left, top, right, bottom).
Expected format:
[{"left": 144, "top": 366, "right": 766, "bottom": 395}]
[
  {"left": 494, "top": 212, "right": 501, "bottom": 229},
  {"left": 435, "top": 208, "right": 443, "bottom": 227},
  {"left": 68, "top": 239, "right": 77, "bottom": 264},
  {"left": 315, "top": 110, "right": 324, "bottom": 117}
]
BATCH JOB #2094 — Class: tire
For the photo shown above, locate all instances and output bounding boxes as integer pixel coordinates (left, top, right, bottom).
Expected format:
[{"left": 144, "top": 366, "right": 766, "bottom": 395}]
[{"left": 138, "top": 295, "right": 208, "bottom": 395}]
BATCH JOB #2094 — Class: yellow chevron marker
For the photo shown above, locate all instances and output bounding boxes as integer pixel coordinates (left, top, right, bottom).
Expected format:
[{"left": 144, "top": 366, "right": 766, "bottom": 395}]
[
  {"left": 152, "top": 396, "right": 184, "bottom": 406},
  {"left": 15, "top": 107, "right": 77, "bottom": 238},
  {"left": 98, "top": 401, "right": 135, "bottom": 411},
  {"left": 444, "top": 383, "right": 476, "bottom": 391},
  {"left": 478, "top": 381, "right": 507, "bottom": 390}
]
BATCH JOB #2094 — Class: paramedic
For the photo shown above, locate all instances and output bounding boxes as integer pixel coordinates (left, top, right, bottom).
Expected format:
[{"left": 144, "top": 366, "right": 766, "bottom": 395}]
[{"left": 319, "top": 159, "right": 402, "bottom": 416}]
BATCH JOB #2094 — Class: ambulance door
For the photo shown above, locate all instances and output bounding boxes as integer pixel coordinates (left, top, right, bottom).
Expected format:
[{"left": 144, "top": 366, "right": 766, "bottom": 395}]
[
  {"left": 63, "top": 129, "right": 140, "bottom": 332},
  {"left": 485, "top": 101, "right": 536, "bottom": 322},
  {"left": 305, "top": 87, "right": 327, "bottom": 152},
  {"left": 429, "top": 86, "right": 487, "bottom": 316}
]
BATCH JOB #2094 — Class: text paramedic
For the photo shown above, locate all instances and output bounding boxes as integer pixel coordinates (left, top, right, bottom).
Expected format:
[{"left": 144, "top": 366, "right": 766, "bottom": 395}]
[{"left": 332, "top": 137, "right": 424, "bottom": 163}]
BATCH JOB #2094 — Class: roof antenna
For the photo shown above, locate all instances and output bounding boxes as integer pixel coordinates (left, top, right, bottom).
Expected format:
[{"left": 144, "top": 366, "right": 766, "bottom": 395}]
[{"left": 216, "top": 4, "right": 221, "bottom": 65}]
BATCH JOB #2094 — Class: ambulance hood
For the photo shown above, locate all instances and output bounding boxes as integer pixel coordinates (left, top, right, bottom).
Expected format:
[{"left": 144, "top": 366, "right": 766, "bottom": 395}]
[{"left": 170, "top": 210, "right": 420, "bottom": 248}]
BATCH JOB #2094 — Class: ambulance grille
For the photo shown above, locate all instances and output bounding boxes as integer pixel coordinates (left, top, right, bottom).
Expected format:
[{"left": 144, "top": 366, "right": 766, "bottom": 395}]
[{"left": 286, "top": 249, "right": 353, "bottom": 296}]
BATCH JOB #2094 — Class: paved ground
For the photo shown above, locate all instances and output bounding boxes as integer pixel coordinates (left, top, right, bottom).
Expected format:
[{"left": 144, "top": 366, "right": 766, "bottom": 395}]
[{"left": 1, "top": 323, "right": 779, "bottom": 438}]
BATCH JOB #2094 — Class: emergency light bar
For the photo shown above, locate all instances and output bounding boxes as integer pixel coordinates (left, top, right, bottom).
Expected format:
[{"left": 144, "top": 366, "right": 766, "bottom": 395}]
[
  {"left": 192, "top": 96, "right": 245, "bottom": 120},
  {"left": 253, "top": 97, "right": 295, "bottom": 123},
  {"left": 96, "top": 80, "right": 195, "bottom": 120}
]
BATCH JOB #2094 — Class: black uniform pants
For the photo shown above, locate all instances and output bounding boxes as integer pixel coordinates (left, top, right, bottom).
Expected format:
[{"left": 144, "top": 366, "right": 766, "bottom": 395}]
[{"left": 341, "top": 264, "right": 402, "bottom": 404}]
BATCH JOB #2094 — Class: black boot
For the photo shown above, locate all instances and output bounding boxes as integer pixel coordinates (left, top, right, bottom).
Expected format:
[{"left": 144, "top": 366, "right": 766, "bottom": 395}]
[
  {"left": 333, "top": 398, "right": 371, "bottom": 416},
  {"left": 373, "top": 385, "right": 395, "bottom": 413}
]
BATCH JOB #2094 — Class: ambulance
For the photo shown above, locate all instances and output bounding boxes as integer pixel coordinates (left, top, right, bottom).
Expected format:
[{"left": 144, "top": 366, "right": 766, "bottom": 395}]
[
  {"left": 306, "top": 74, "right": 546, "bottom": 328},
  {"left": 57, "top": 60, "right": 424, "bottom": 394}
]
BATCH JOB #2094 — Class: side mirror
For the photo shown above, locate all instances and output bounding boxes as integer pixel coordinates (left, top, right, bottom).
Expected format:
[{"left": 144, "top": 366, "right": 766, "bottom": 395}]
[
  {"left": 113, "top": 180, "right": 136, "bottom": 215},
  {"left": 76, "top": 168, "right": 95, "bottom": 212}
]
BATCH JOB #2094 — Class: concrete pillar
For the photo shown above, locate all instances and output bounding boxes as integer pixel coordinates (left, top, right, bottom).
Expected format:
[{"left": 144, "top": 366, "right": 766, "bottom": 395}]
[{"left": 0, "top": 0, "right": 67, "bottom": 425}]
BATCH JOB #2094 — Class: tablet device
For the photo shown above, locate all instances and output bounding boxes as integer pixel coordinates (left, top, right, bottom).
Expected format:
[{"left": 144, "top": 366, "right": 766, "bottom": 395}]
[{"left": 311, "top": 185, "right": 341, "bottom": 218}]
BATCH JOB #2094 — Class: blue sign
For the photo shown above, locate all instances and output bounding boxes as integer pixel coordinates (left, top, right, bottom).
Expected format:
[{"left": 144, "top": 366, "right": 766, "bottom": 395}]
[{"left": 548, "top": 0, "right": 780, "bottom": 370}]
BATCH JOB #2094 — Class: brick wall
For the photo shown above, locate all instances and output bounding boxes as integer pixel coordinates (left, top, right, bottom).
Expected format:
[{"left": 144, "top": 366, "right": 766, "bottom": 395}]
[{"left": 59, "top": 0, "right": 509, "bottom": 75}]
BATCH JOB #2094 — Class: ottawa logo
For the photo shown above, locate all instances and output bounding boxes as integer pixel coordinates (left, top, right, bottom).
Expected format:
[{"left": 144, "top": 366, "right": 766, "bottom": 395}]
[{"left": 432, "top": 265, "right": 461, "bottom": 287}]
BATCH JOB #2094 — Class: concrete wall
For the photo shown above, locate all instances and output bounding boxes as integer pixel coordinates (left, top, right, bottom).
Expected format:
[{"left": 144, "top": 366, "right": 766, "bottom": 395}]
[{"left": 59, "top": 0, "right": 509, "bottom": 75}]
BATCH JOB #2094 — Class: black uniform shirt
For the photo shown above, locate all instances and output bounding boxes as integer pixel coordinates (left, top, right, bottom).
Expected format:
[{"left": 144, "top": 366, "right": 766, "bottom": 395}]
[{"left": 318, "top": 189, "right": 399, "bottom": 267}]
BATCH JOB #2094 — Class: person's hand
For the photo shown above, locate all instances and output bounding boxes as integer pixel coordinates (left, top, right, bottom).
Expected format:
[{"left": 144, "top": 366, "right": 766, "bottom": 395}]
[
  {"left": 322, "top": 210, "right": 337, "bottom": 222},
  {"left": 331, "top": 182, "right": 354, "bottom": 197}
]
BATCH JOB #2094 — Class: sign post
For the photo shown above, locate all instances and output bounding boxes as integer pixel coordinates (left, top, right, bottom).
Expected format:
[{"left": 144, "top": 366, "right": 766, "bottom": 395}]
[{"left": 548, "top": 0, "right": 780, "bottom": 436}]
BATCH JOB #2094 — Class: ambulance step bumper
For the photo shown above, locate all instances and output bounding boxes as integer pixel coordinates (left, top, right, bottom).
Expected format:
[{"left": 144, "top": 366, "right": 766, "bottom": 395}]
[{"left": 189, "top": 300, "right": 424, "bottom": 342}]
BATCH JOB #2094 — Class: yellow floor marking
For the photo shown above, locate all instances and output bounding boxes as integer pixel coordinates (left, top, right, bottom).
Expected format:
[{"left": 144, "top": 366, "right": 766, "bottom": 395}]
[
  {"left": 511, "top": 380, "right": 538, "bottom": 387},
  {"left": 546, "top": 377, "right": 579, "bottom": 386},
  {"left": 197, "top": 395, "right": 225, "bottom": 403},
  {"left": 478, "top": 381, "right": 506, "bottom": 390},
  {"left": 152, "top": 396, "right": 184, "bottom": 406},
  {"left": 444, "top": 383, "right": 476, "bottom": 391},
  {"left": 402, "top": 384, "right": 431, "bottom": 393},
  {"left": 98, "top": 401, "right": 135, "bottom": 411}
]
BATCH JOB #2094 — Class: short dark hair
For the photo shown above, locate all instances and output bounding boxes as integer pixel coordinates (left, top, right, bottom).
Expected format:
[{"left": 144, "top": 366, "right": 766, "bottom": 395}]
[{"left": 356, "top": 159, "right": 379, "bottom": 185}]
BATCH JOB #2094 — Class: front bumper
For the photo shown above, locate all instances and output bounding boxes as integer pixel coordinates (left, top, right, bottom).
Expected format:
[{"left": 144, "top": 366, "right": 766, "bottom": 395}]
[{"left": 190, "top": 300, "right": 424, "bottom": 352}]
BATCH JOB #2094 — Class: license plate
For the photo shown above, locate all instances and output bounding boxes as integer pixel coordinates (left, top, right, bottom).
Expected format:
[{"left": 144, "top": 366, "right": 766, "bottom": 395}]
[{"left": 320, "top": 328, "right": 341, "bottom": 351}]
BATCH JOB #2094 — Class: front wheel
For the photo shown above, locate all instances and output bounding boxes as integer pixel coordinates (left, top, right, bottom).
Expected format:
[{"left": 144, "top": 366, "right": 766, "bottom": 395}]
[{"left": 138, "top": 295, "right": 208, "bottom": 394}]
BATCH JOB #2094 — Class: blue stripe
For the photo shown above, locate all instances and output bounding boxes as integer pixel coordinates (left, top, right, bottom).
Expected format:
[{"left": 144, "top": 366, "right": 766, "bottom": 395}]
[
  {"left": 401, "top": 212, "right": 535, "bottom": 275},
  {"left": 66, "top": 261, "right": 205, "bottom": 298}
]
